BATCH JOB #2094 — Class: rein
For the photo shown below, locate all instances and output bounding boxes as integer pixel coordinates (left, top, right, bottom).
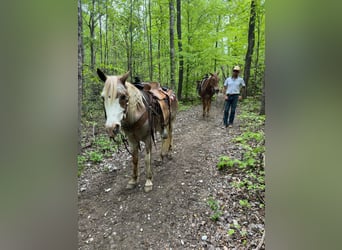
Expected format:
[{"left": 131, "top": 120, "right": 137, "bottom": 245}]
[{"left": 110, "top": 132, "right": 134, "bottom": 156}]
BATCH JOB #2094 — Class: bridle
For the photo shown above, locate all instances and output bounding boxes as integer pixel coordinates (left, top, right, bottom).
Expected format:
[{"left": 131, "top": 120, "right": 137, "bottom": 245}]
[{"left": 101, "top": 92, "right": 132, "bottom": 155}]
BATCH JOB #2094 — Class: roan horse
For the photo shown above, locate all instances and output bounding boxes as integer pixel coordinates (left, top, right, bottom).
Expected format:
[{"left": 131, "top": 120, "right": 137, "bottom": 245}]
[
  {"left": 199, "top": 72, "right": 220, "bottom": 118},
  {"left": 97, "top": 69, "right": 178, "bottom": 192}
]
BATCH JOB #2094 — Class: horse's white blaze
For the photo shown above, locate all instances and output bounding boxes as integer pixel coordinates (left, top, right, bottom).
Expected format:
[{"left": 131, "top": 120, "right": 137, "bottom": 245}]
[{"left": 104, "top": 97, "right": 125, "bottom": 128}]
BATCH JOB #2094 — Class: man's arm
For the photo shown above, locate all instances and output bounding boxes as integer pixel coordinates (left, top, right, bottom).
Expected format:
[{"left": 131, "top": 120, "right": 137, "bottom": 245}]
[
  {"left": 223, "top": 78, "right": 228, "bottom": 99},
  {"left": 239, "top": 86, "right": 246, "bottom": 100}
]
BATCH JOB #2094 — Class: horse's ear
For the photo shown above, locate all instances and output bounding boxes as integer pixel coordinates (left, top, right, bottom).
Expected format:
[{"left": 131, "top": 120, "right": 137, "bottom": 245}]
[
  {"left": 120, "top": 71, "right": 130, "bottom": 85},
  {"left": 209, "top": 72, "right": 213, "bottom": 76},
  {"left": 97, "top": 68, "right": 107, "bottom": 82}
]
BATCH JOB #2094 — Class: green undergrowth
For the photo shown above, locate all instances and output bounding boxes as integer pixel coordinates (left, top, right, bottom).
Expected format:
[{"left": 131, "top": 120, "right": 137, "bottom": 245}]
[
  {"left": 211, "top": 97, "right": 265, "bottom": 220},
  {"left": 178, "top": 98, "right": 201, "bottom": 112},
  {"left": 207, "top": 197, "right": 223, "bottom": 221},
  {"left": 78, "top": 134, "right": 122, "bottom": 177}
]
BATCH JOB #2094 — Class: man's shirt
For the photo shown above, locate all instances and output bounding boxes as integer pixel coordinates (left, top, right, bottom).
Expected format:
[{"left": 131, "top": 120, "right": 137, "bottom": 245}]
[{"left": 224, "top": 77, "right": 245, "bottom": 95}]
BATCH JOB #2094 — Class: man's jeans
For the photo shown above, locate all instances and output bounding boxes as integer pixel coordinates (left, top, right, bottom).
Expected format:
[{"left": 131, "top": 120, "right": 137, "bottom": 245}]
[{"left": 223, "top": 94, "right": 239, "bottom": 127}]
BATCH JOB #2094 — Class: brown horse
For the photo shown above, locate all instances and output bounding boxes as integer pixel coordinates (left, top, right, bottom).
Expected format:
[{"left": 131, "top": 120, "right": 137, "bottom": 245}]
[
  {"left": 199, "top": 72, "right": 220, "bottom": 118},
  {"left": 97, "top": 69, "right": 178, "bottom": 192}
]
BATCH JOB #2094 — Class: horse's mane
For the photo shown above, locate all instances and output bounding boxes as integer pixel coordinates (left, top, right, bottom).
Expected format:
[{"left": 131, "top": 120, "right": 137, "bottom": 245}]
[
  {"left": 101, "top": 76, "right": 124, "bottom": 102},
  {"left": 125, "top": 82, "right": 145, "bottom": 112},
  {"left": 202, "top": 73, "right": 219, "bottom": 91},
  {"left": 101, "top": 76, "right": 145, "bottom": 118}
]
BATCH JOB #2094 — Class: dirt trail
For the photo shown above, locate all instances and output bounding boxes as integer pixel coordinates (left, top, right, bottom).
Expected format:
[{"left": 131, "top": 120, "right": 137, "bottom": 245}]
[{"left": 78, "top": 96, "right": 264, "bottom": 249}]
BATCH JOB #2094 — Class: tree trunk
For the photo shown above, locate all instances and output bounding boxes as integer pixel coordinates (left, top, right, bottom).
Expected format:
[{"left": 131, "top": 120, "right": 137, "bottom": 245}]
[
  {"left": 176, "top": 0, "right": 183, "bottom": 99},
  {"left": 99, "top": 10, "right": 103, "bottom": 65},
  {"left": 214, "top": 15, "right": 221, "bottom": 72},
  {"left": 243, "top": 0, "right": 256, "bottom": 98},
  {"left": 220, "top": 65, "right": 227, "bottom": 81},
  {"left": 158, "top": 38, "right": 161, "bottom": 82},
  {"left": 148, "top": 0, "right": 153, "bottom": 80},
  {"left": 125, "top": 31, "right": 130, "bottom": 74},
  {"left": 169, "top": 0, "right": 176, "bottom": 90},
  {"left": 185, "top": 0, "right": 190, "bottom": 99},
  {"left": 105, "top": 0, "right": 108, "bottom": 66},
  {"left": 78, "top": 0, "right": 83, "bottom": 153},
  {"left": 129, "top": 0, "right": 133, "bottom": 78},
  {"left": 112, "top": 23, "right": 116, "bottom": 72},
  {"left": 157, "top": 4, "right": 163, "bottom": 83},
  {"left": 89, "top": 0, "right": 96, "bottom": 71},
  {"left": 254, "top": 3, "right": 261, "bottom": 88}
]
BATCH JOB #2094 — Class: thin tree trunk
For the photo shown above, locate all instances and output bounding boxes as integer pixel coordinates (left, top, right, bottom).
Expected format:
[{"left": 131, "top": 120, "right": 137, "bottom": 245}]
[
  {"left": 105, "top": 0, "right": 108, "bottom": 66},
  {"left": 125, "top": 31, "right": 130, "bottom": 74},
  {"left": 112, "top": 23, "right": 116, "bottom": 72},
  {"left": 99, "top": 11, "right": 103, "bottom": 65},
  {"left": 87, "top": 0, "right": 99, "bottom": 105},
  {"left": 169, "top": 0, "right": 176, "bottom": 90},
  {"left": 185, "top": 0, "right": 190, "bottom": 99},
  {"left": 254, "top": 3, "right": 261, "bottom": 87},
  {"left": 243, "top": 0, "right": 256, "bottom": 98},
  {"left": 89, "top": 0, "right": 97, "bottom": 71},
  {"left": 148, "top": 0, "right": 153, "bottom": 80},
  {"left": 214, "top": 15, "right": 221, "bottom": 72},
  {"left": 129, "top": 0, "right": 133, "bottom": 78},
  {"left": 220, "top": 65, "right": 227, "bottom": 81},
  {"left": 143, "top": 0, "right": 149, "bottom": 79},
  {"left": 176, "top": 0, "right": 183, "bottom": 99},
  {"left": 157, "top": 4, "right": 163, "bottom": 83},
  {"left": 78, "top": 0, "right": 84, "bottom": 153},
  {"left": 158, "top": 38, "right": 161, "bottom": 82}
]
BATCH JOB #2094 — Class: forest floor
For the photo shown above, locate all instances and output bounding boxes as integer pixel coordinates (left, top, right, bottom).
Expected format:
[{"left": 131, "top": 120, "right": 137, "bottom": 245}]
[{"left": 78, "top": 94, "right": 265, "bottom": 250}]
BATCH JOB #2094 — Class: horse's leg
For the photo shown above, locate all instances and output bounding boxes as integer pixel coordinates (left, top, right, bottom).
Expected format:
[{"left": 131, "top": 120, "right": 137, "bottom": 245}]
[
  {"left": 168, "top": 122, "right": 174, "bottom": 158},
  {"left": 207, "top": 99, "right": 211, "bottom": 117},
  {"left": 160, "top": 129, "right": 169, "bottom": 161},
  {"left": 203, "top": 98, "right": 207, "bottom": 118},
  {"left": 144, "top": 137, "right": 153, "bottom": 192},
  {"left": 126, "top": 142, "right": 139, "bottom": 189}
]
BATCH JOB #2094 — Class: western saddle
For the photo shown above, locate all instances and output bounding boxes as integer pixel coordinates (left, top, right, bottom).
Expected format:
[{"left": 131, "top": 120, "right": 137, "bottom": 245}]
[{"left": 140, "top": 82, "right": 175, "bottom": 140}]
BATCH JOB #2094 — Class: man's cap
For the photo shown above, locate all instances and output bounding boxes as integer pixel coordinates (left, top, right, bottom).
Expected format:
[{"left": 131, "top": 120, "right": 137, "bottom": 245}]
[{"left": 233, "top": 66, "right": 241, "bottom": 71}]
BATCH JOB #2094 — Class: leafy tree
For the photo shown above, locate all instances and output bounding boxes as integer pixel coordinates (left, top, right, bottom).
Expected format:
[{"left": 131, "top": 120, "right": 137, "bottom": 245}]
[{"left": 79, "top": 0, "right": 265, "bottom": 117}]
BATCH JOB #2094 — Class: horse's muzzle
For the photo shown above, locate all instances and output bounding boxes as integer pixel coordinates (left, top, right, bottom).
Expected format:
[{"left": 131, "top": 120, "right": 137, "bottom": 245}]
[{"left": 106, "top": 124, "right": 121, "bottom": 138}]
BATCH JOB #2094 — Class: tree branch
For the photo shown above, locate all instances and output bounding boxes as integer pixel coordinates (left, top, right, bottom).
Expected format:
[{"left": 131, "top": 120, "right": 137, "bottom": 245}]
[{"left": 254, "top": 230, "right": 265, "bottom": 250}]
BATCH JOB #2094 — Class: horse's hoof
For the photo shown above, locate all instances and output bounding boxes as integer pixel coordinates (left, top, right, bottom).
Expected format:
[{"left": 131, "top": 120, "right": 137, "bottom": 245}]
[
  {"left": 126, "top": 183, "right": 136, "bottom": 189},
  {"left": 126, "top": 179, "right": 137, "bottom": 189},
  {"left": 144, "top": 185, "right": 153, "bottom": 192},
  {"left": 144, "top": 179, "right": 153, "bottom": 192}
]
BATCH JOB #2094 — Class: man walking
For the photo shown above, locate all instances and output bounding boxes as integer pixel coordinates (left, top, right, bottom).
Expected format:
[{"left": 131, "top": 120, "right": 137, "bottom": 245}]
[{"left": 222, "top": 66, "right": 245, "bottom": 128}]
